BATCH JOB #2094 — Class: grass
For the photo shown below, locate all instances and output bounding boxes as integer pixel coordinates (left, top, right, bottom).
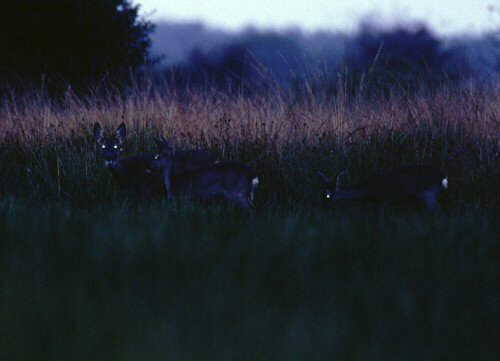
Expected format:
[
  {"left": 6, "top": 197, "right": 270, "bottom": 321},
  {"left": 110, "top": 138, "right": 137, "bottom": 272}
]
[
  {"left": 0, "top": 78, "right": 498, "bottom": 360},
  {"left": 0, "top": 200, "right": 498, "bottom": 360}
]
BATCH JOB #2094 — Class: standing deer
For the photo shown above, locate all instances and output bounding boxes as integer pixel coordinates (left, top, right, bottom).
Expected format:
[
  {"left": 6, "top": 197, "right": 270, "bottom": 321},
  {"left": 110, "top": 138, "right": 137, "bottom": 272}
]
[
  {"left": 149, "top": 137, "right": 259, "bottom": 208},
  {"left": 316, "top": 165, "right": 448, "bottom": 210},
  {"left": 93, "top": 122, "right": 216, "bottom": 198}
]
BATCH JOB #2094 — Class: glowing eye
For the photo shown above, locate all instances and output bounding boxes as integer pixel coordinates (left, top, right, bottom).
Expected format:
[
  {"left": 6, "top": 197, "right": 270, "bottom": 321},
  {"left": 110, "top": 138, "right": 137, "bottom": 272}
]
[
  {"left": 154, "top": 155, "right": 158, "bottom": 159},
  {"left": 113, "top": 145, "right": 118, "bottom": 149},
  {"left": 326, "top": 194, "right": 330, "bottom": 198},
  {"left": 101, "top": 145, "right": 106, "bottom": 149}
]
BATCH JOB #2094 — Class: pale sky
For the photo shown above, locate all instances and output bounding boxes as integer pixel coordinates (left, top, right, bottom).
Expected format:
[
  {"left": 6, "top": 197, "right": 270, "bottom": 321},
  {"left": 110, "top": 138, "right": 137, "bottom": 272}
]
[{"left": 136, "top": 0, "right": 499, "bottom": 35}]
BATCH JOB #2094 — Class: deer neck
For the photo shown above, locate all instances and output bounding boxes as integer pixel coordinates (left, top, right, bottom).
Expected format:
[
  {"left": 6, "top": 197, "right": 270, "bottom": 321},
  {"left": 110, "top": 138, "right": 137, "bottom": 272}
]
[
  {"left": 108, "top": 161, "right": 130, "bottom": 188},
  {"left": 335, "top": 184, "right": 366, "bottom": 200},
  {"left": 106, "top": 158, "right": 123, "bottom": 175},
  {"left": 161, "top": 160, "right": 176, "bottom": 194}
]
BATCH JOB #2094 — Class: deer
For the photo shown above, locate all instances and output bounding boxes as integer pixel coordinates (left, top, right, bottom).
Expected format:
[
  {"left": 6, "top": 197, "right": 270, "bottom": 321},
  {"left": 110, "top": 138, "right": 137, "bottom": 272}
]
[
  {"left": 149, "top": 137, "right": 259, "bottom": 208},
  {"left": 93, "top": 122, "right": 216, "bottom": 198},
  {"left": 316, "top": 165, "right": 448, "bottom": 210}
]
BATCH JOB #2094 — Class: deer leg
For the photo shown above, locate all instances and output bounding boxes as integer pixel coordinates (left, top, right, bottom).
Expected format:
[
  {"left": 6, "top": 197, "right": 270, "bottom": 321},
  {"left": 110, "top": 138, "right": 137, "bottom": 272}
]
[
  {"left": 418, "top": 191, "right": 441, "bottom": 211},
  {"left": 232, "top": 192, "right": 251, "bottom": 208},
  {"left": 246, "top": 196, "right": 255, "bottom": 209}
]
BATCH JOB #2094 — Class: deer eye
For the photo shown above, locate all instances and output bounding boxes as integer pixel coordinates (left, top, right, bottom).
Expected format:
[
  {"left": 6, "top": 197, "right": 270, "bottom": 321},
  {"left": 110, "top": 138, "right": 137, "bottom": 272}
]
[
  {"left": 326, "top": 194, "right": 330, "bottom": 199},
  {"left": 154, "top": 154, "right": 158, "bottom": 159},
  {"left": 101, "top": 145, "right": 106, "bottom": 149},
  {"left": 113, "top": 145, "right": 118, "bottom": 149}
]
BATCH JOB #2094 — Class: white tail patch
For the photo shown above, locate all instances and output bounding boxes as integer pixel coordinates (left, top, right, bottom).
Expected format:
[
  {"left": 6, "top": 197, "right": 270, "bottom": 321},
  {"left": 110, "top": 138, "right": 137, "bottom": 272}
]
[
  {"left": 252, "top": 177, "right": 259, "bottom": 188},
  {"left": 442, "top": 177, "right": 448, "bottom": 189}
]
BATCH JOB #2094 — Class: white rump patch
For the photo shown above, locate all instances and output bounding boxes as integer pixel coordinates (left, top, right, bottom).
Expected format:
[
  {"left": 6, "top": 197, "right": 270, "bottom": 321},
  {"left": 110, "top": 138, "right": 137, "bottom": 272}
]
[
  {"left": 252, "top": 177, "right": 259, "bottom": 188},
  {"left": 442, "top": 177, "right": 448, "bottom": 189}
]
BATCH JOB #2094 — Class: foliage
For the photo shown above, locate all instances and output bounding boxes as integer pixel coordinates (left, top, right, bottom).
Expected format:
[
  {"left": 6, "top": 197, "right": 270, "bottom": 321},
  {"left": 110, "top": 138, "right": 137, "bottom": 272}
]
[
  {"left": 152, "top": 22, "right": 500, "bottom": 96},
  {"left": 0, "top": 0, "right": 154, "bottom": 91},
  {"left": 342, "top": 25, "right": 456, "bottom": 93},
  {"left": 162, "top": 31, "right": 305, "bottom": 92}
]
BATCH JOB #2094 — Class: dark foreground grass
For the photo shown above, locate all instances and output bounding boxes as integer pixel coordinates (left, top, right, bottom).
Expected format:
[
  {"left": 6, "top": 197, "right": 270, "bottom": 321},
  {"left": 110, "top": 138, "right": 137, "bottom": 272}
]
[
  {"left": 0, "top": 197, "right": 499, "bottom": 361},
  {"left": 0, "top": 81, "right": 498, "bottom": 359}
]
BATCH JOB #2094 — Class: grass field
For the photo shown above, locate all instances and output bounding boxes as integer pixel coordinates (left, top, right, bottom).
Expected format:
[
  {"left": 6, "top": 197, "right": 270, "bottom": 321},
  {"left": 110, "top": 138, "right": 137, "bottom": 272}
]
[{"left": 0, "top": 79, "right": 498, "bottom": 360}]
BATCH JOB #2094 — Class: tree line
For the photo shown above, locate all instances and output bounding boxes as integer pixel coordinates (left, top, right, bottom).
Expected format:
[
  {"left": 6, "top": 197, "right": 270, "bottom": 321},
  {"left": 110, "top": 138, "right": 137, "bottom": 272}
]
[{"left": 2, "top": 1, "right": 498, "bottom": 95}]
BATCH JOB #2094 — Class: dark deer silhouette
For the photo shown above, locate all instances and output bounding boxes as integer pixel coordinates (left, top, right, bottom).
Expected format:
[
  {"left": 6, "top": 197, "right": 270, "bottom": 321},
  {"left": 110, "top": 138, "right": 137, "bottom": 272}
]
[
  {"left": 94, "top": 122, "right": 216, "bottom": 198},
  {"left": 316, "top": 165, "right": 448, "bottom": 210},
  {"left": 149, "top": 137, "right": 259, "bottom": 208}
]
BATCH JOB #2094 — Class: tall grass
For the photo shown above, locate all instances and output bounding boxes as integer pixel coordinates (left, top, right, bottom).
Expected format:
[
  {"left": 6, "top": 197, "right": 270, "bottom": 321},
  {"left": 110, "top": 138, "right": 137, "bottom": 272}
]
[
  {"left": 0, "top": 77, "right": 498, "bottom": 360},
  {"left": 0, "top": 78, "right": 498, "bottom": 207}
]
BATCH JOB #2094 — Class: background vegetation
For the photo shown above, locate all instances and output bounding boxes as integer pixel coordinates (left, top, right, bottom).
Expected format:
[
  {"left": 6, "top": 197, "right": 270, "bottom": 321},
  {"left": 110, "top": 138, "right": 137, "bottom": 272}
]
[{"left": 153, "top": 21, "right": 500, "bottom": 94}]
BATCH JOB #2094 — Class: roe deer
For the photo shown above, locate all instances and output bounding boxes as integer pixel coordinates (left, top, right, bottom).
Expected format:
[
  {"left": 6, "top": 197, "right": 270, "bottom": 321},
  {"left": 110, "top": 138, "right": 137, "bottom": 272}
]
[
  {"left": 149, "top": 137, "right": 259, "bottom": 208},
  {"left": 316, "top": 165, "right": 448, "bottom": 210},
  {"left": 93, "top": 122, "right": 216, "bottom": 198}
]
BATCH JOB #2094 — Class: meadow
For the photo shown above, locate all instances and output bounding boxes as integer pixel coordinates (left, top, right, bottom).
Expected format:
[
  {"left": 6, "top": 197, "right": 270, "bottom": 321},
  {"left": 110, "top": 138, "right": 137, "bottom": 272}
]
[{"left": 0, "top": 79, "right": 498, "bottom": 360}]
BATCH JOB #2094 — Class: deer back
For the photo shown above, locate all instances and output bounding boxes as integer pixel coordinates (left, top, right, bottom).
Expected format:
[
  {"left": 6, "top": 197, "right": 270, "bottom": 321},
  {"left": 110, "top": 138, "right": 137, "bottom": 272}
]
[
  {"left": 173, "top": 161, "right": 257, "bottom": 198},
  {"left": 362, "top": 166, "right": 446, "bottom": 203},
  {"left": 173, "top": 149, "right": 216, "bottom": 172}
]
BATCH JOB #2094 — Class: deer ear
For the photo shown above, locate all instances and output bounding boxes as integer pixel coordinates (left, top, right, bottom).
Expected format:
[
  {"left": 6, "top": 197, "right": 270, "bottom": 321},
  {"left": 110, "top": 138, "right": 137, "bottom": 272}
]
[
  {"left": 153, "top": 136, "right": 162, "bottom": 149},
  {"left": 164, "top": 143, "right": 174, "bottom": 156},
  {"left": 161, "top": 136, "right": 173, "bottom": 147},
  {"left": 316, "top": 170, "right": 330, "bottom": 185},
  {"left": 160, "top": 137, "right": 174, "bottom": 153},
  {"left": 334, "top": 170, "right": 345, "bottom": 190},
  {"left": 115, "top": 122, "right": 126, "bottom": 144},
  {"left": 93, "top": 122, "right": 104, "bottom": 142}
]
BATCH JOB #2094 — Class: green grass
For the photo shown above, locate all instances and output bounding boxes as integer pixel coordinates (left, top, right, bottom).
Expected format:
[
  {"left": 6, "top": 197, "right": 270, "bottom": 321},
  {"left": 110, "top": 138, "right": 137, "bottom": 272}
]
[{"left": 0, "top": 198, "right": 498, "bottom": 360}]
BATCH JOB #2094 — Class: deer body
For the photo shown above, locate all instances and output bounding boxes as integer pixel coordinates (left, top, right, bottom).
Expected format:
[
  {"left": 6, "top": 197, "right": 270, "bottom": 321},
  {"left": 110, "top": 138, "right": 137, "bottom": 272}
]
[
  {"left": 173, "top": 149, "right": 218, "bottom": 173},
  {"left": 106, "top": 153, "right": 163, "bottom": 198},
  {"left": 150, "top": 137, "right": 259, "bottom": 208},
  {"left": 317, "top": 165, "right": 448, "bottom": 210},
  {"left": 94, "top": 122, "right": 216, "bottom": 198}
]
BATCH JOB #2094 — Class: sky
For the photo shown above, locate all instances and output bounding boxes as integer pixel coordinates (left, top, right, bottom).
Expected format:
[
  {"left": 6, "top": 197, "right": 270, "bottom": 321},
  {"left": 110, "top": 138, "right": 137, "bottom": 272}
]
[{"left": 136, "top": 0, "right": 499, "bottom": 36}]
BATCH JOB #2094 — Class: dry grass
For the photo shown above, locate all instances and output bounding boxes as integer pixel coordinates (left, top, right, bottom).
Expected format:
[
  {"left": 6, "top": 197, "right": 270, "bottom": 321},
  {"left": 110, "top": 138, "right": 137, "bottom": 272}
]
[{"left": 1, "top": 79, "right": 498, "bottom": 148}]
